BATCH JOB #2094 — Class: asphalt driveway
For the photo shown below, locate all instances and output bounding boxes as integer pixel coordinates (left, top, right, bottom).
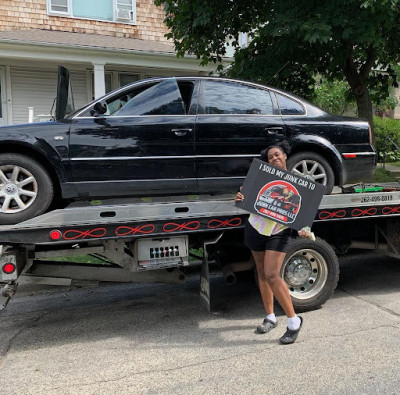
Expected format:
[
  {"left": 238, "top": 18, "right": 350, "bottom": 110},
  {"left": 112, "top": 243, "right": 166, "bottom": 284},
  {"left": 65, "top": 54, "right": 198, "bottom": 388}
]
[{"left": 0, "top": 251, "right": 399, "bottom": 394}]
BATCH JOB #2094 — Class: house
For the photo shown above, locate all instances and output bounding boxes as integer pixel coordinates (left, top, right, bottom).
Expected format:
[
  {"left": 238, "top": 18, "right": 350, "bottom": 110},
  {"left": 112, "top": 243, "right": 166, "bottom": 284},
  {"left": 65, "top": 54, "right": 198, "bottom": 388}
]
[{"left": 0, "top": 0, "right": 222, "bottom": 126}]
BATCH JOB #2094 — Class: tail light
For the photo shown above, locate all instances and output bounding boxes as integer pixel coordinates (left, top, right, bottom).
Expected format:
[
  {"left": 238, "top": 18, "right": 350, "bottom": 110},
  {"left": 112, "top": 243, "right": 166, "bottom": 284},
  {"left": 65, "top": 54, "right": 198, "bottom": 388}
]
[
  {"left": 50, "top": 230, "right": 62, "bottom": 240},
  {"left": 2, "top": 262, "right": 16, "bottom": 274},
  {"left": 343, "top": 154, "right": 357, "bottom": 159},
  {"left": 0, "top": 253, "right": 18, "bottom": 281}
]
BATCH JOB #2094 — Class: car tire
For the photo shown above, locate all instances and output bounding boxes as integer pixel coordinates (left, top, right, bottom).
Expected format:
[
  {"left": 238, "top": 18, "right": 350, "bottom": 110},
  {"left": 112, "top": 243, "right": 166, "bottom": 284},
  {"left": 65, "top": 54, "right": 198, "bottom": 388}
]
[
  {"left": 286, "top": 152, "right": 335, "bottom": 194},
  {"left": 281, "top": 237, "right": 339, "bottom": 312},
  {"left": 0, "top": 153, "right": 54, "bottom": 225}
]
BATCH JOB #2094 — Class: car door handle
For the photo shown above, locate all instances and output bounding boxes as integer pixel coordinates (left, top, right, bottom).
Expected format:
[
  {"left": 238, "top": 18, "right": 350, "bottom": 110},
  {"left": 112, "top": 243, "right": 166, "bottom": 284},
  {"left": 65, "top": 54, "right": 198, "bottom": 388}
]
[
  {"left": 171, "top": 128, "right": 192, "bottom": 136},
  {"left": 265, "top": 127, "right": 284, "bottom": 135}
]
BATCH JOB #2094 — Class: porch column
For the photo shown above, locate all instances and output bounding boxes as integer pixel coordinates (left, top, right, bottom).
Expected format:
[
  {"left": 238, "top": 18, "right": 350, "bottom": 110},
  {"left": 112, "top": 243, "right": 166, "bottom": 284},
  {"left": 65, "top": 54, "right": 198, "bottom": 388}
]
[{"left": 93, "top": 63, "right": 106, "bottom": 99}]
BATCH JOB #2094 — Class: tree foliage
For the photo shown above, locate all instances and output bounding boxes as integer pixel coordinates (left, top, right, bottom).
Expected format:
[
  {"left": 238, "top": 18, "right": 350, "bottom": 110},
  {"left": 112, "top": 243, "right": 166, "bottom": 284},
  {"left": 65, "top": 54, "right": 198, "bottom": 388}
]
[
  {"left": 155, "top": 0, "right": 400, "bottom": 128},
  {"left": 313, "top": 79, "right": 356, "bottom": 115},
  {"left": 374, "top": 116, "right": 400, "bottom": 161}
]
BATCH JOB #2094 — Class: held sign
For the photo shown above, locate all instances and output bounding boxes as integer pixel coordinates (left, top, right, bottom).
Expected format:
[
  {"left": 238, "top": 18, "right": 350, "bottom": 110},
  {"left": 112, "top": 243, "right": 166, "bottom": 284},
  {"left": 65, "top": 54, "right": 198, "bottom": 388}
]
[{"left": 235, "top": 159, "right": 326, "bottom": 231}]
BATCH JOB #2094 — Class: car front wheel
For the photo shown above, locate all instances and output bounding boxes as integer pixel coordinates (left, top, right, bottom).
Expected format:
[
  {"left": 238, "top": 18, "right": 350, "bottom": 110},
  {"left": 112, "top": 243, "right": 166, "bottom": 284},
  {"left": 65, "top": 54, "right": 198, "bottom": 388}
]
[
  {"left": 286, "top": 151, "right": 335, "bottom": 194},
  {"left": 0, "top": 154, "right": 54, "bottom": 225}
]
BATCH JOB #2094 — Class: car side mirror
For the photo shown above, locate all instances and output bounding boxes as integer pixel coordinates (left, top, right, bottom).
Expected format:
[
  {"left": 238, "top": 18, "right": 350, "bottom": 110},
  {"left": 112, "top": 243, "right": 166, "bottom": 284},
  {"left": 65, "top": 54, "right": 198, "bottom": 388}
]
[{"left": 90, "top": 100, "right": 107, "bottom": 117}]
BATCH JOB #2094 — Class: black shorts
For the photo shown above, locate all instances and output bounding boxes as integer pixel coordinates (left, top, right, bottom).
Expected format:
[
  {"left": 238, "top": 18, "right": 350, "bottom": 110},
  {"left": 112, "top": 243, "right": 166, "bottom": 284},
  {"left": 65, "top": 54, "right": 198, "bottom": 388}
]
[{"left": 244, "top": 221, "right": 292, "bottom": 253}]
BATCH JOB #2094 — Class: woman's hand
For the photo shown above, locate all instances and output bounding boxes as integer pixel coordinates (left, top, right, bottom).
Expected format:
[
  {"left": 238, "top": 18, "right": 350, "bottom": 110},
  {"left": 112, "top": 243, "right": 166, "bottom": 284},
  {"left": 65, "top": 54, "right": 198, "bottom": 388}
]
[
  {"left": 234, "top": 191, "right": 244, "bottom": 202},
  {"left": 298, "top": 227, "right": 316, "bottom": 241}
]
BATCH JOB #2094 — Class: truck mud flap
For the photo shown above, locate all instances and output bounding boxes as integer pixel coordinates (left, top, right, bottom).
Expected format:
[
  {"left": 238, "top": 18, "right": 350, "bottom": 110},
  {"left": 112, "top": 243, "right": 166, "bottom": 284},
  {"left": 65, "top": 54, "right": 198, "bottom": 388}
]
[{"left": 199, "top": 233, "right": 224, "bottom": 312}]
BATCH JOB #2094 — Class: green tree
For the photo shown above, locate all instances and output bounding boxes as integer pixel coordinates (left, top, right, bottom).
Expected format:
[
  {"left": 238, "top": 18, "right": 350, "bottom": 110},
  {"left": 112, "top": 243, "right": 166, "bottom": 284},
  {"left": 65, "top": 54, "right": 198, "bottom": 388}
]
[
  {"left": 313, "top": 79, "right": 356, "bottom": 115},
  {"left": 155, "top": 0, "right": 400, "bottom": 128}
]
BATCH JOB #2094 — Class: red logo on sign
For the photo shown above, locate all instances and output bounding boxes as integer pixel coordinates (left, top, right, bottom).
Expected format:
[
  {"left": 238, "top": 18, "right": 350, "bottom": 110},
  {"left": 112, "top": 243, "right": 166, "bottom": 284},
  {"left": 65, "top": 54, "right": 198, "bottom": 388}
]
[{"left": 254, "top": 180, "right": 301, "bottom": 224}]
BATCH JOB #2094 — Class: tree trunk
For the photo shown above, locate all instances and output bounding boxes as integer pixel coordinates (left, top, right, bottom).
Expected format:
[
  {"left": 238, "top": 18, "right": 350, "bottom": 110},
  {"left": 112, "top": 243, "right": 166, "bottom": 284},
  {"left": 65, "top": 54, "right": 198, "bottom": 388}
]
[
  {"left": 344, "top": 71, "right": 373, "bottom": 124},
  {"left": 354, "top": 86, "right": 375, "bottom": 147},
  {"left": 354, "top": 87, "right": 373, "bottom": 128},
  {"left": 344, "top": 47, "right": 375, "bottom": 145}
]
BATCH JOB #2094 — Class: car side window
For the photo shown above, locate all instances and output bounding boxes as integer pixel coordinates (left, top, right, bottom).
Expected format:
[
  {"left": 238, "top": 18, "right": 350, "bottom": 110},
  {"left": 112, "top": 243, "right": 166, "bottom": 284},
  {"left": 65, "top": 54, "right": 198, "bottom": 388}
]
[
  {"left": 78, "top": 78, "right": 190, "bottom": 117},
  {"left": 114, "top": 78, "right": 186, "bottom": 116},
  {"left": 203, "top": 81, "right": 274, "bottom": 115},
  {"left": 276, "top": 93, "right": 305, "bottom": 115}
]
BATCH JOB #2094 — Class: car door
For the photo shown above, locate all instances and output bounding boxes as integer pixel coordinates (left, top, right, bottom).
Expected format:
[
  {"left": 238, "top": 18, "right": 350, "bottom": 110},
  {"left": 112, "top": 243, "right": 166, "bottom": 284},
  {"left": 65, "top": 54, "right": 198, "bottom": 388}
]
[
  {"left": 68, "top": 78, "right": 197, "bottom": 198},
  {"left": 195, "top": 79, "right": 285, "bottom": 193}
]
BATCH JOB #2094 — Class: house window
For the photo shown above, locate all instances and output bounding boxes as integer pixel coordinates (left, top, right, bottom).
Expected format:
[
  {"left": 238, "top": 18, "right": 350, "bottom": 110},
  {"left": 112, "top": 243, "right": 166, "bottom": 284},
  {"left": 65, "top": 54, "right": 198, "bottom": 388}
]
[
  {"left": 49, "top": 0, "right": 70, "bottom": 14},
  {"left": 47, "top": 0, "right": 136, "bottom": 24},
  {"left": 90, "top": 72, "right": 139, "bottom": 100},
  {"left": 119, "top": 73, "right": 139, "bottom": 88}
]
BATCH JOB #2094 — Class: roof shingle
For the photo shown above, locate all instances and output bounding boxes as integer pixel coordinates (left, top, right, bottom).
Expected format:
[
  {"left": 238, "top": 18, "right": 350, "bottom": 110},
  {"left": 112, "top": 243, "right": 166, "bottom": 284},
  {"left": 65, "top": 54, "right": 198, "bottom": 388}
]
[{"left": 0, "top": 29, "right": 176, "bottom": 54}]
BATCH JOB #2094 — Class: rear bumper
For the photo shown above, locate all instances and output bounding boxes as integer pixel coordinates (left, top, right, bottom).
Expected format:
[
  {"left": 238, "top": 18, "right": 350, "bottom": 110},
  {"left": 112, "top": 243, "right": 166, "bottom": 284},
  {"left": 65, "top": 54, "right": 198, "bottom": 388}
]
[{"left": 340, "top": 151, "right": 377, "bottom": 185}]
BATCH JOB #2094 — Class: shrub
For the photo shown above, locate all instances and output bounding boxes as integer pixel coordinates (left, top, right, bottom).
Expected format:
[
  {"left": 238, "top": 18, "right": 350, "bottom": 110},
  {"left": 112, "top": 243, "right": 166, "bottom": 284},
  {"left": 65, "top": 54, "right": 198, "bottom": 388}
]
[
  {"left": 373, "top": 116, "right": 400, "bottom": 162},
  {"left": 313, "top": 79, "right": 356, "bottom": 115}
]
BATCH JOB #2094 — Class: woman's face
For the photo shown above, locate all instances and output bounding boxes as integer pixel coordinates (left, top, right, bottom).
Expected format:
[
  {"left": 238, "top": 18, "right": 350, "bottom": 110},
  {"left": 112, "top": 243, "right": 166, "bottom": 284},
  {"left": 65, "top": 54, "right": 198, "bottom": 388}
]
[{"left": 267, "top": 147, "right": 287, "bottom": 169}]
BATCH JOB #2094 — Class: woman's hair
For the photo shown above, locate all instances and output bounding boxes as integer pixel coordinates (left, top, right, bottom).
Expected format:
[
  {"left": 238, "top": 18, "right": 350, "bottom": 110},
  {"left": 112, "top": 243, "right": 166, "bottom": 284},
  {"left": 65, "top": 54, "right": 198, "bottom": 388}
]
[{"left": 260, "top": 140, "right": 291, "bottom": 161}]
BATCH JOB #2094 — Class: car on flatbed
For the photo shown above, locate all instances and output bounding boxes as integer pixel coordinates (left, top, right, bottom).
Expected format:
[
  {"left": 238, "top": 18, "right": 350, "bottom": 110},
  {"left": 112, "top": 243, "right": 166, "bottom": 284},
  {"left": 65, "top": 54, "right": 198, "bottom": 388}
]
[{"left": 0, "top": 67, "right": 376, "bottom": 224}]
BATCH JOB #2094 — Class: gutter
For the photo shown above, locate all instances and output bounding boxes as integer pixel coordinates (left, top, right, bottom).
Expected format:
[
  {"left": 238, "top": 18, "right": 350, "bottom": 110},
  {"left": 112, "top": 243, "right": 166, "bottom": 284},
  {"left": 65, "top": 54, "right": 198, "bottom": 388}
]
[{"left": 0, "top": 37, "right": 232, "bottom": 69}]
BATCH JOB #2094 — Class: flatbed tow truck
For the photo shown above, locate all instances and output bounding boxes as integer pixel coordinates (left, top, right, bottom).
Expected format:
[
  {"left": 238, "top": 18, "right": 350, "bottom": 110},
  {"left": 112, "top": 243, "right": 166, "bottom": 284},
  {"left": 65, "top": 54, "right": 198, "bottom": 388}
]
[{"left": 1, "top": 183, "right": 400, "bottom": 312}]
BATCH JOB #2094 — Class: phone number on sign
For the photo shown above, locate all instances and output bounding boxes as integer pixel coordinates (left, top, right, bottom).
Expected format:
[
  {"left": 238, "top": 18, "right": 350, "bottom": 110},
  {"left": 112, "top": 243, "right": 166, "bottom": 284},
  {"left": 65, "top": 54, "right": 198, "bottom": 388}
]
[{"left": 360, "top": 194, "right": 394, "bottom": 203}]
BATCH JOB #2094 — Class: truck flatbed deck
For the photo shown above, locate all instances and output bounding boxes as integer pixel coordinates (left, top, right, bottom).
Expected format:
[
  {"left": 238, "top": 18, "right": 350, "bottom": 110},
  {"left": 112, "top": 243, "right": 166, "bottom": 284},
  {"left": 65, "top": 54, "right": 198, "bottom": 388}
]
[
  {"left": 1, "top": 184, "right": 400, "bottom": 312},
  {"left": 1, "top": 187, "right": 400, "bottom": 245}
]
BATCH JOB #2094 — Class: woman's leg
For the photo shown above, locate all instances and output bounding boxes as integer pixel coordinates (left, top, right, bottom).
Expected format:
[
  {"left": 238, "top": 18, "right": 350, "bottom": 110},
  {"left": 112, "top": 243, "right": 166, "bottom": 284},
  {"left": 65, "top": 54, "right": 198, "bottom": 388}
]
[
  {"left": 252, "top": 250, "right": 274, "bottom": 315},
  {"left": 263, "top": 250, "right": 295, "bottom": 318}
]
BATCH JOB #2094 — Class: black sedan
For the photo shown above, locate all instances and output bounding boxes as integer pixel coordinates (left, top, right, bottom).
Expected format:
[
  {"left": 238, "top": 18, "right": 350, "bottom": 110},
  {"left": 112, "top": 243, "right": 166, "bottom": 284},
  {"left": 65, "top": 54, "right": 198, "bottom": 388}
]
[{"left": 0, "top": 73, "right": 376, "bottom": 224}]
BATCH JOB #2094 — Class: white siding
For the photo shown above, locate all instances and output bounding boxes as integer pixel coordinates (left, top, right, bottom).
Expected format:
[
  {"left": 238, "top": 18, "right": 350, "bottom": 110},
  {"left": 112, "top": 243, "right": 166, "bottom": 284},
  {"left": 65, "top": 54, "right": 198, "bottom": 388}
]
[
  {"left": 11, "top": 68, "right": 57, "bottom": 125},
  {"left": 70, "top": 70, "right": 90, "bottom": 110},
  {"left": 10, "top": 67, "right": 88, "bottom": 125}
]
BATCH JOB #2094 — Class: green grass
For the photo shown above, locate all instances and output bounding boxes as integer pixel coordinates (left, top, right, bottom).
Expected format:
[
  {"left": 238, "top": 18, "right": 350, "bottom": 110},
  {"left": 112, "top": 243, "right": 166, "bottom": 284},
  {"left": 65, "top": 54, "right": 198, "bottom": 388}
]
[
  {"left": 364, "top": 168, "right": 398, "bottom": 183},
  {"left": 38, "top": 248, "right": 205, "bottom": 265},
  {"left": 37, "top": 254, "right": 111, "bottom": 264},
  {"left": 387, "top": 161, "right": 400, "bottom": 167}
]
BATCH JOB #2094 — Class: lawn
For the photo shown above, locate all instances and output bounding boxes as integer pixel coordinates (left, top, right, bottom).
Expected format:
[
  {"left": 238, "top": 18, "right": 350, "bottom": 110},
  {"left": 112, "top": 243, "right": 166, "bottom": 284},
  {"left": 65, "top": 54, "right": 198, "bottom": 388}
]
[
  {"left": 37, "top": 254, "right": 111, "bottom": 265},
  {"left": 364, "top": 167, "right": 398, "bottom": 183}
]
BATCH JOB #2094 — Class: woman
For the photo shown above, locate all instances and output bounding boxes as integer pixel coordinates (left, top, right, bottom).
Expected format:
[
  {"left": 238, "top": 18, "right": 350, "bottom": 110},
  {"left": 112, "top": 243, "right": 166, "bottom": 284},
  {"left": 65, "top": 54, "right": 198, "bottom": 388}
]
[{"left": 235, "top": 142, "right": 312, "bottom": 345}]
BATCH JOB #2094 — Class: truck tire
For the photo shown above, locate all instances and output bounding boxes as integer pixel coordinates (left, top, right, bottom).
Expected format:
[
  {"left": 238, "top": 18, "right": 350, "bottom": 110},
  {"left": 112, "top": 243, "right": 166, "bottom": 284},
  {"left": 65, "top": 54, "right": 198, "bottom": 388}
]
[
  {"left": 282, "top": 237, "right": 339, "bottom": 311},
  {"left": 0, "top": 153, "right": 54, "bottom": 225},
  {"left": 286, "top": 151, "right": 335, "bottom": 194}
]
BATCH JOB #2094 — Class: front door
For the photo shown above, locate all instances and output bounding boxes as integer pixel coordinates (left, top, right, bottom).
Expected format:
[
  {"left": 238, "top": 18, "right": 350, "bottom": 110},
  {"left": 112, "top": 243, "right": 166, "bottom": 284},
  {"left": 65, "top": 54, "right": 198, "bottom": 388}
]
[{"left": 68, "top": 78, "right": 197, "bottom": 198}]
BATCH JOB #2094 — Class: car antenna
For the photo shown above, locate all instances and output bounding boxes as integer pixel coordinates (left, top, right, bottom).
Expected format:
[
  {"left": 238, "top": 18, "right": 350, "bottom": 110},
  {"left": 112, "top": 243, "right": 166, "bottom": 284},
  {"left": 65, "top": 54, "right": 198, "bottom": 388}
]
[
  {"left": 266, "top": 61, "right": 290, "bottom": 84},
  {"left": 50, "top": 97, "right": 56, "bottom": 121}
]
